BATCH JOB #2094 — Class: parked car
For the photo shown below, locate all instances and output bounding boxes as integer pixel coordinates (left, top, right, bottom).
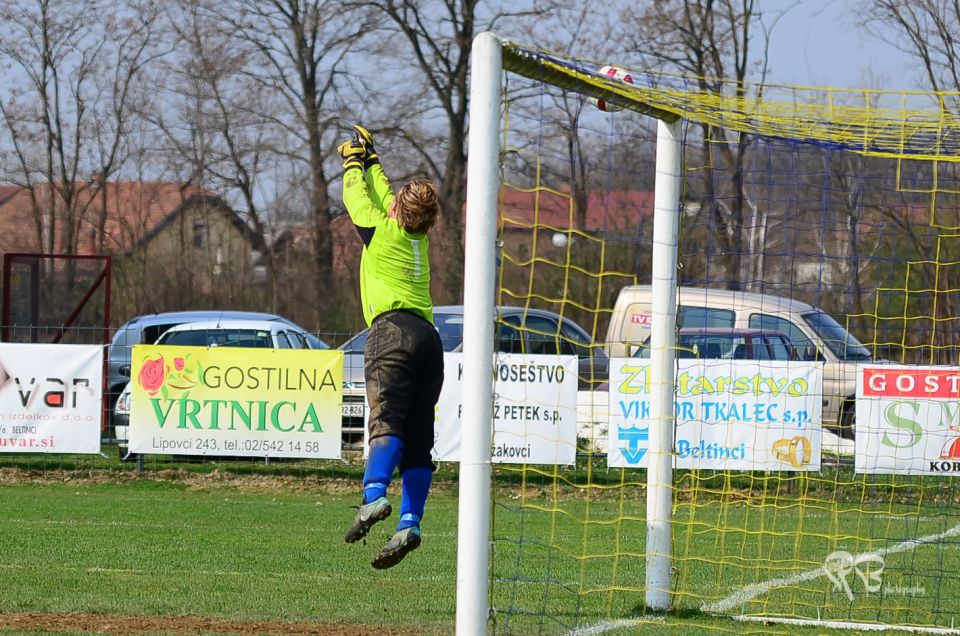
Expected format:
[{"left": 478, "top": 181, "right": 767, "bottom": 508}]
[
  {"left": 106, "top": 310, "right": 327, "bottom": 435},
  {"left": 339, "top": 305, "right": 609, "bottom": 443},
  {"left": 605, "top": 285, "right": 872, "bottom": 439},
  {"left": 633, "top": 327, "right": 796, "bottom": 361},
  {"left": 113, "top": 318, "right": 324, "bottom": 458}
]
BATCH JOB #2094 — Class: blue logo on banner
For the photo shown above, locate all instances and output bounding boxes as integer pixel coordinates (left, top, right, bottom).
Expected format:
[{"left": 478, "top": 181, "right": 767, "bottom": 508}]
[{"left": 618, "top": 425, "right": 649, "bottom": 465}]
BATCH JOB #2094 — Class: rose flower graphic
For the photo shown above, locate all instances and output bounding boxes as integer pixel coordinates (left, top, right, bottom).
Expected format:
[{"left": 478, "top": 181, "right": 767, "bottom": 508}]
[
  {"left": 138, "top": 354, "right": 168, "bottom": 396},
  {"left": 138, "top": 353, "right": 200, "bottom": 398}
]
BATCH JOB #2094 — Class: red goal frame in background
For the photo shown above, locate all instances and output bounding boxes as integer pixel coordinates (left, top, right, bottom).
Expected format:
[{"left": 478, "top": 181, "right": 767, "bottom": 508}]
[{"left": 1, "top": 253, "right": 112, "bottom": 429}]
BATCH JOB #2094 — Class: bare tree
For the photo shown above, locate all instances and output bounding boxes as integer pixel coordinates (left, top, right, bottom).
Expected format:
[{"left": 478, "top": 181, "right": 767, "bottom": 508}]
[
  {"left": 863, "top": 0, "right": 960, "bottom": 356},
  {"left": 626, "top": 0, "right": 787, "bottom": 290},
  {"left": 143, "top": 1, "right": 283, "bottom": 311},
  {"left": 231, "top": 0, "right": 381, "bottom": 327},
  {"left": 865, "top": 1, "right": 960, "bottom": 105},
  {"left": 146, "top": 0, "right": 377, "bottom": 327},
  {"left": 0, "top": 0, "right": 163, "bottom": 282},
  {"left": 519, "top": 3, "right": 636, "bottom": 229},
  {"left": 489, "top": 3, "right": 659, "bottom": 334}
]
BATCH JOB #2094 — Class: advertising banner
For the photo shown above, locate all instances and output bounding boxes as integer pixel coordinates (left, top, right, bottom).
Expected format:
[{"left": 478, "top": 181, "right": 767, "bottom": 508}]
[
  {"left": 0, "top": 343, "right": 103, "bottom": 454},
  {"left": 129, "top": 345, "right": 343, "bottom": 459},
  {"left": 856, "top": 365, "right": 960, "bottom": 475},
  {"left": 432, "top": 352, "right": 578, "bottom": 465},
  {"left": 607, "top": 358, "right": 823, "bottom": 470}
]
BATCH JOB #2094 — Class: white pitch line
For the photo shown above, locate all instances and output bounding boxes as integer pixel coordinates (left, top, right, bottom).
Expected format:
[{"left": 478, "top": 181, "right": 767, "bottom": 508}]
[
  {"left": 796, "top": 512, "right": 940, "bottom": 524},
  {"left": 567, "top": 615, "right": 664, "bottom": 636},
  {"left": 702, "top": 522, "right": 960, "bottom": 614},
  {"left": 0, "top": 563, "right": 446, "bottom": 582},
  {"left": 733, "top": 615, "right": 960, "bottom": 635},
  {"left": 1, "top": 518, "right": 152, "bottom": 527}
]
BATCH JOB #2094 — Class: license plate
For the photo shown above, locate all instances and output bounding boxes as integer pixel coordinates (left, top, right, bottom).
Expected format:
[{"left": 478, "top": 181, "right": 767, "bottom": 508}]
[{"left": 341, "top": 403, "right": 365, "bottom": 418}]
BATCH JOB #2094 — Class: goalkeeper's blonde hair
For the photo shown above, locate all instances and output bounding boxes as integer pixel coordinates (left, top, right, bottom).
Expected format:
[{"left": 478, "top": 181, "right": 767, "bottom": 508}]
[{"left": 394, "top": 180, "right": 439, "bottom": 234}]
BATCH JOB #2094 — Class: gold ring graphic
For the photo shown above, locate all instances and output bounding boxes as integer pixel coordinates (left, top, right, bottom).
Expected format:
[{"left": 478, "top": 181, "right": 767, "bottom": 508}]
[{"left": 772, "top": 435, "right": 811, "bottom": 468}]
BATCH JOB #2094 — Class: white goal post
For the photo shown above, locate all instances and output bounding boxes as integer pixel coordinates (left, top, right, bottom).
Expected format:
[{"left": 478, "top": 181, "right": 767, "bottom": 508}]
[
  {"left": 456, "top": 30, "right": 501, "bottom": 636},
  {"left": 456, "top": 31, "right": 683, "bottom": 635}
]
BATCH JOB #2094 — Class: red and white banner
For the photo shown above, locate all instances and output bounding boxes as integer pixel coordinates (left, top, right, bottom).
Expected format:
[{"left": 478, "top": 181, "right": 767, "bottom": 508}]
[
  {"left": 0, "top": 343, "right": 103, "bottom": 454},
  {"left": 856, "top": 365, "right": 960, "bottom": 474}
]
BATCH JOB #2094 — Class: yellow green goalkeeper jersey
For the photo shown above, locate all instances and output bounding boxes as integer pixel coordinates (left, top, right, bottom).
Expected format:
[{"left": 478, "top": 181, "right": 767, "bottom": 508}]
[{"left": 342, "top": 163, "right": 433, "bottom": 327}]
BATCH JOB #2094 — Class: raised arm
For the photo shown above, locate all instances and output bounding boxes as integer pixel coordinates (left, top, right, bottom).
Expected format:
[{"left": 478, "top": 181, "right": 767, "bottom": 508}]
[
  {"left": 353, "top": 124, "right": 395, "bottom": 213},
  {"left": 343, "top": 168, "right": 388, "bottom": 229},
  {"left": 339, "top": 132, "right": 388, "bottom": 244},
  {"left": 365, "top": 163, "right": 395, "bottom": 214}
]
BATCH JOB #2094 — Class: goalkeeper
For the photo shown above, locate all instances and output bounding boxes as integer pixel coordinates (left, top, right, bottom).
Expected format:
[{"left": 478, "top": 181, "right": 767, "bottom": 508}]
[{"left": 338, "top": 125, "right": 444, "bottom": 570}]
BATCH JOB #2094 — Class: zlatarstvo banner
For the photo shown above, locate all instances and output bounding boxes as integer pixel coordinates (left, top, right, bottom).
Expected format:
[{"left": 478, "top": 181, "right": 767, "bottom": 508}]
[
  {"left": 607, "top": 358, "right": 823, "bottom": 470},
  {"left": 431, "top": 352, "right": 578, "bottom": 465},
  {"left": 856, "top": 365, "right": 960, "bottom": 475},
  {"left": 128, "top": 345, "right": 343, "bottom": 459},
  {"left": 0, "top": 343, "right": 103, "bottom": 454}
]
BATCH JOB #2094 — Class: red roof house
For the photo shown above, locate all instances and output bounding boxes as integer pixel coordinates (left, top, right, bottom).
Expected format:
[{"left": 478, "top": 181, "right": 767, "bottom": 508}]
[{"left": 0, "top": 181, "right": 215, "bottom": 257}]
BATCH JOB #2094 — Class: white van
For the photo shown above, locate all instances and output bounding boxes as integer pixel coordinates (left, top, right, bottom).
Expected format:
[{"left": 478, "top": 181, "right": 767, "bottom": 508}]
[{"left": 604, "top": 285, "right": 873, "bottom": 439}]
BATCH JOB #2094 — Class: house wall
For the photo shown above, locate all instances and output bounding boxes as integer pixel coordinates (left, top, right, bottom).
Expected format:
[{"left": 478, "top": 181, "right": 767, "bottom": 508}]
[{"left": 113, "top": 201, "right": 261, "bottom": 319}]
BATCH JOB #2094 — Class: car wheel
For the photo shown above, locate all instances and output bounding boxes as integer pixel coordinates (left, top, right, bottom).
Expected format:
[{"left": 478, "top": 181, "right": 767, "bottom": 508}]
[{"left": 838, "top": 400, "right": 856, "bottom": 440}]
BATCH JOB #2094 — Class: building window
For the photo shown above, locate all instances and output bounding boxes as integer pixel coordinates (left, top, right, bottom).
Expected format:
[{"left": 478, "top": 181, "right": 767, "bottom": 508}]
[{"left": 193, "top": 219, "right": 209, "bottom": 248}]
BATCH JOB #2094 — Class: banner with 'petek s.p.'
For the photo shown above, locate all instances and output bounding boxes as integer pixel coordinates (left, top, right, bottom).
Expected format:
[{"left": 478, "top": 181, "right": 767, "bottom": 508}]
[
  {"left": 856, "top": 365, "right": 960, "bottom": 475},
  {"left": 0, "top": 343, "right": 103, "bottom": 454},
  {"left": 608, "top": 358, "right": 823, "bottom": 470},
  {"left": 431, "top": 352, "right": 578, "bottom": 465},
  {"left": 129, "top": 345, "right": 343, "bottom": 459}
]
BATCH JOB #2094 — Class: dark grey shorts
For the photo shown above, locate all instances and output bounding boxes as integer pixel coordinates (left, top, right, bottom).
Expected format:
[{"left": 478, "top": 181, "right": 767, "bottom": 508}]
[{"left": 364, "top": 310, "right": 444, "bottom": 471}]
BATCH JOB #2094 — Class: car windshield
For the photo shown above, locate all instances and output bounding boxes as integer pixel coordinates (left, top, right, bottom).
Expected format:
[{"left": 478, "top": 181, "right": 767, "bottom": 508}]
[
  {"left": 637, "top": 335, "right": 741, "bottom": 359},
  {"left": 435, "top": 313, "right": 464, "bottom": 351},
  {"left": 158, "top": 329, "right": 273, "bottom": 348},
  {"left": 801, "top": 311, "right": 872, "bottom": 360},
  {"left": 766, "top": 335, "right": 793, "bottom": 360},
  {"left": 340, "top": 331, "right": 367, "bottom": 353},
  {"left": 679, "top": 335, "right": 740, "bottom": 359},
  {"left": 340, "top": 312, "right": 464, "bottom": 354},
  {"left": 302, "top": 332, "right": 328, "bottom": 349},
  {"left": 635, "top": 333, "right": 792, "bottom": 361}
]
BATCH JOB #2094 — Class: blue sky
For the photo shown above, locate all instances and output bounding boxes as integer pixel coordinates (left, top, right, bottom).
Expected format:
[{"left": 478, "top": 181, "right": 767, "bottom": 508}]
[{"left": 762, "top": 0, "right": 919, "bottom": 90}]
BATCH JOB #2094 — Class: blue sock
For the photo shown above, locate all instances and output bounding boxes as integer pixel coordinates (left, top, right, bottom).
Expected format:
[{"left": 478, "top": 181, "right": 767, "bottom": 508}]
[
  {"left": 398, "top": 466, "right": 432, "bottom": 530},
  {"left": 363, "top": 435, "right": 403, "bottom": 503}
]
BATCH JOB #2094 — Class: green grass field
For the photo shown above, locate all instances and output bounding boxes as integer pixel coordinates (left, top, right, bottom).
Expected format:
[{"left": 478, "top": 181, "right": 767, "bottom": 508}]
[
  {"left": 0, "top": 472, "right": 459, "bottom": 634},
  {"left": 0, "top": 457, "right": 958, "bottom": 635},
  {"left": 491, "top": 496, "right": 960, "bottom": 634}
]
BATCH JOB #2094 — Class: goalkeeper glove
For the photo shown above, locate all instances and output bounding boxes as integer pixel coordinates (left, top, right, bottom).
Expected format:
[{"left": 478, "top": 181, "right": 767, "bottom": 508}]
[
  {"left": 352, "top": 124, "right": 379, "bottom": 167},
  {"left": 337, "top": 140, "right": 366, "bottom": 171}
]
